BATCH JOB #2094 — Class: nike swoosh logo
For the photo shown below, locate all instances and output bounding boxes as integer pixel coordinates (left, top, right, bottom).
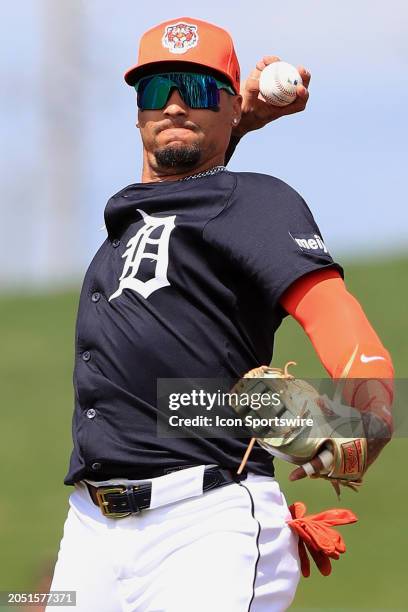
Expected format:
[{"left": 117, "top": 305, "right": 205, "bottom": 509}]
[{"left": 360, "top": 354, "right": 386, "bottom": 363}]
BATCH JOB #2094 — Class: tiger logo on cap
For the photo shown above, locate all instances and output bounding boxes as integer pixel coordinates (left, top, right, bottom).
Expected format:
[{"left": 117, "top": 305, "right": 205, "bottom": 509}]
[{"left": 162, "top": 22, "right": 199, "bottom": 55}]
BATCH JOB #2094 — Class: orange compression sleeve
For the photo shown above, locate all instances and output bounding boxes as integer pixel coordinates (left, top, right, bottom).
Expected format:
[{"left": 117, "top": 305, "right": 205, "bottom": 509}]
[{"left": 279, "top": 268, "right": 394, "bottom": 429}]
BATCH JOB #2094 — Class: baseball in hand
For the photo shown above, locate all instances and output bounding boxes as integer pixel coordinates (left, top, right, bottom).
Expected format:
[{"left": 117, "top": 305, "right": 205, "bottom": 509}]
[{"left": 259, "top": 61, "right": 303, "bottom": 107}]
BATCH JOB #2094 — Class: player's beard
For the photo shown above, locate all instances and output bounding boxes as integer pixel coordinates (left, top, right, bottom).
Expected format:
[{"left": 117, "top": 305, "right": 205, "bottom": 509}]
[{"left": 154, "top": 143, "right": 201, "bottom": 171}]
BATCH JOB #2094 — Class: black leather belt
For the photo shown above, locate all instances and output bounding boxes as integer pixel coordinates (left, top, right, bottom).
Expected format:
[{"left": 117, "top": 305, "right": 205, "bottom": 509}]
[{"left": 86, "top": 466, "right": 246, "bottom": 518}]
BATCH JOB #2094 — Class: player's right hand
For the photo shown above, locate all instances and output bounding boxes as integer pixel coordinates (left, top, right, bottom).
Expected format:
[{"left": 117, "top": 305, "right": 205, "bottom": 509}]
[{"left": 233, "top": 56, "right": 311, "bottom": 137}]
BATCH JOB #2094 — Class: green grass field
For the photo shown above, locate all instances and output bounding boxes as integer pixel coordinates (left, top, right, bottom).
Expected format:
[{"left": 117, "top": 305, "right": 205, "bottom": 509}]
[{"left": 0, "top": 255, "right": 407, "bottom": 610}]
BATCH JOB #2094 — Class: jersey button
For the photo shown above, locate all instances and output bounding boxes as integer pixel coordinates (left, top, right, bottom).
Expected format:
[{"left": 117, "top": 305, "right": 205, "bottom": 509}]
[
  {"left": 91, "top": 292, "right": 101, "bottom": 303},
  {"left": 86, "top": 408, "right": 96, "bottom": 419},
  {"left": 112, "top": 238, "right": 120, "bottom": 248},
  {"left": 91, "top": 462, "right": 102, "bottom": 471},
  {"left": 82, "top": 351, "right": 91, "bottom": 362}
]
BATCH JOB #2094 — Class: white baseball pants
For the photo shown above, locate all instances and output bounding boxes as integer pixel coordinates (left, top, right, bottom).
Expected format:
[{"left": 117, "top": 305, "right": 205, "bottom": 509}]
[{"left": 47, "top": 467, "right": 300, "bottom": 612}]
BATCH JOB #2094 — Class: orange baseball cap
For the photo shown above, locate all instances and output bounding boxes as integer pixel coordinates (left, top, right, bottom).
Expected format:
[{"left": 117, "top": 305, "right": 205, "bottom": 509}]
[{"left": 124, "top": 17, "right": 240, "bottom": 94}]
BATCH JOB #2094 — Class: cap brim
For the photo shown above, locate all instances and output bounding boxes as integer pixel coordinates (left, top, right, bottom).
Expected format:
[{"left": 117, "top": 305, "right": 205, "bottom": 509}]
[{"left": 124, "top": 60, "right": 238, "bottom": 93}]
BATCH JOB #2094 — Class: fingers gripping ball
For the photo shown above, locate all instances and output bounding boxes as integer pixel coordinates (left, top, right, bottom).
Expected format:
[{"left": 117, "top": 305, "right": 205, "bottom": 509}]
[{"left": 259, "top": 61, "right": 303, "bottom": 106}]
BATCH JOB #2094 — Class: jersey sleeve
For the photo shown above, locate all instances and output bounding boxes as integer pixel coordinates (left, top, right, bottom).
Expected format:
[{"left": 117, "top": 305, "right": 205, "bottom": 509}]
[{"left": 202, "top": 172, "right": 343, "bottom": 308}]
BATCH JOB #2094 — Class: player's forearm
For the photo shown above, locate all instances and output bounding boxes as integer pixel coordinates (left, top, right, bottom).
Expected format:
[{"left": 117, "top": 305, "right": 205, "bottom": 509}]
[{"left": 280, "top": 269, "right": 395, "bottom": 433}]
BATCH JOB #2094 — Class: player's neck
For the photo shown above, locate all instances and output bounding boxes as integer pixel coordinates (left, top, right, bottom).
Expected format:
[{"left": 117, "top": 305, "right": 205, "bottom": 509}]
[{"left": 141, "top": 153, "right": 226, "bottom": 183}]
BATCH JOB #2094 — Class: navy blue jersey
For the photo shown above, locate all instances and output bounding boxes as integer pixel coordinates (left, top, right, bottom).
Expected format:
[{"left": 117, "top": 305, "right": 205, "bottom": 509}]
[{"left": 65, "top": 171, "right": 342, "bottom": 484}]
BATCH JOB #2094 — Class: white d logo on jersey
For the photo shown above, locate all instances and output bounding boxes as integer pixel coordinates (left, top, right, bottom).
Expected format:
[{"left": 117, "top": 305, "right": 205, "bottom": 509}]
[{"left": 109, "top": 209, "right": 176, "bottom": 301}]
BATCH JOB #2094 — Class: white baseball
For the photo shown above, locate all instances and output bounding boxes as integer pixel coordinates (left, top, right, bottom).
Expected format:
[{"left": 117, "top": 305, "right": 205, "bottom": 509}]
[{"left": 259, "top": 61, "right": 303, "bottom": 107}]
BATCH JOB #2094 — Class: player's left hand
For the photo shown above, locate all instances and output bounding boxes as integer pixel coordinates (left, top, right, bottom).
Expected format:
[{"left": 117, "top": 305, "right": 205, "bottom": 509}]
[{"left": 233, "top": 56, "right": 311, "bottom": 138}]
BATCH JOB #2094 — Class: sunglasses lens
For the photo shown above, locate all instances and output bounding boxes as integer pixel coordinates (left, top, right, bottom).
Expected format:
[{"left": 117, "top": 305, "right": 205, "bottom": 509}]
[
  {"left": 178, "top": 74, "right": 220, "bottom": 109},
  {"left": 136, "top": 73, "right": 226, "bottom": 110},
  {"left": 137, "top": 76, "right": 172, "bottom": 110}
]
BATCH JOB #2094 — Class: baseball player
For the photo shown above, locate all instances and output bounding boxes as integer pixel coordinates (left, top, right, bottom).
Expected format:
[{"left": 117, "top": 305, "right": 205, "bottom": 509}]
[{"left": 47, "top": 17, "right": 394, "bottom": 612}]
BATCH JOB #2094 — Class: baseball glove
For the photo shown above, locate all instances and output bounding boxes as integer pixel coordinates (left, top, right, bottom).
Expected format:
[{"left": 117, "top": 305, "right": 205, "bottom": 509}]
[{"left": 230, "top": 362, "right": 367, "bottom": 496}]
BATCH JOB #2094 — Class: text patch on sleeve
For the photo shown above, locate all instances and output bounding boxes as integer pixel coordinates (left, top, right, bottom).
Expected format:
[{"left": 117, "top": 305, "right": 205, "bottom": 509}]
[{"left": 289, "top": 232, "right": 331, "bottom": 256}]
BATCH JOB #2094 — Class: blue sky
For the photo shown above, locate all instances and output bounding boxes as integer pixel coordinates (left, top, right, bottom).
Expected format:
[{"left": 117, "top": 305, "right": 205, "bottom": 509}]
[{"left": 1, "top": 0, "right": 407, "bottom": 287}]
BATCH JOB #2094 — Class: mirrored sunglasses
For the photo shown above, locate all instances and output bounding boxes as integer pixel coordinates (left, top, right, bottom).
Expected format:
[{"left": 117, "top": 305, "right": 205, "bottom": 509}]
[{"left": 134, "top": 72, "right": 235, "bottom": 110}]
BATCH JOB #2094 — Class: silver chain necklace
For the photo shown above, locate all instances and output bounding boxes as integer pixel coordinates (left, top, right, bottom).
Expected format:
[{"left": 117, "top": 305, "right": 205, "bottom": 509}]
[{"left": 179, "top": 165, "right": 226, "bottom": 181}]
